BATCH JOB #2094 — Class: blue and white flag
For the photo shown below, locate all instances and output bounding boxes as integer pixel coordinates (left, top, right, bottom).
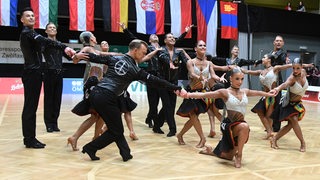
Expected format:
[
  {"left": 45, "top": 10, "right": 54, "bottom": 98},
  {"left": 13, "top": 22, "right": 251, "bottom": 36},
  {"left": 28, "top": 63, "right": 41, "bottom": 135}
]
[{"left": 0, "top": 0, "right": 18, "bottom": 27}]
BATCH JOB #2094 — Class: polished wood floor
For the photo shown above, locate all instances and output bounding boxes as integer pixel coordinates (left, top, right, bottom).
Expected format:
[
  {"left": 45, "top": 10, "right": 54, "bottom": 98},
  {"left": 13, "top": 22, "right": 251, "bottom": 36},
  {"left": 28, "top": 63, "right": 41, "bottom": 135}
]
[{"left": 0, "top": 93, "right": 320, "bottom": 180}]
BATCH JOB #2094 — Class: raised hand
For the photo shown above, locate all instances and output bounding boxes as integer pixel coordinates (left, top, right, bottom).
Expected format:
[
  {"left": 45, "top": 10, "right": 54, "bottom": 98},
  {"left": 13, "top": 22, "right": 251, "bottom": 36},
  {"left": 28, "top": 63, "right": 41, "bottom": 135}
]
[
  {"left": 185, "top": 24, "right": 194, "bottom": 32},
  {"left": 219, "top": 73, "right": 227, "bottom": 83},
  {"left": 118, "top": 22, "right": 126, "bottom": 30}
]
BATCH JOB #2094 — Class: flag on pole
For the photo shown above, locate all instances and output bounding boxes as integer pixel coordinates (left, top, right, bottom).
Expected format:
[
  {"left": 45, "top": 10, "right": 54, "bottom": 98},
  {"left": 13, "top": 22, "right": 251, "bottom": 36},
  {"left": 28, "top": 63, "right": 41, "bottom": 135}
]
[
  {"left": 69, "top": 0, "right": 94, "bottom": 31},
  {"left": 0, "top": 0, "right": 18, "bottom": 27},
  {"left": 220, "top": 1, "right": 238, "bottom": 40},
  {"left": 30, "top": 0, "right": 58, "bottom": 29},
  {"left": 170, "top": 0, "right": 192, "bottom": 38},
  {"left": 102, "top": 0, "right": 128, "bottom": 32},
  {"left": 196, "top": 0, "right": 218, "bottom": 56},
  {"left": 135, "top": 0, "right": 165, "bottom": 35}
]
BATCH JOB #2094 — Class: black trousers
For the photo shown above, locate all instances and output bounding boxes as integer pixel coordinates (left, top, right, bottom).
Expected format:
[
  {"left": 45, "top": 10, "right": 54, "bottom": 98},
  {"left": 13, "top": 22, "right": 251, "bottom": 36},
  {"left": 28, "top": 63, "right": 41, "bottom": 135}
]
[
  {"left": 21, "top": 69, "right": 43, "bottom": 141},
  {"left": 157, "top": 88, "right": 177, "bottom": 133},
  {"left": 84, "top": 87, "right": 131, "bottom": 159},
  {"left": 43, "top": 69, "right": 63, "bottom": 128},
  {"left": 146, "top": 84, "right": 160, "bottom": 123}
]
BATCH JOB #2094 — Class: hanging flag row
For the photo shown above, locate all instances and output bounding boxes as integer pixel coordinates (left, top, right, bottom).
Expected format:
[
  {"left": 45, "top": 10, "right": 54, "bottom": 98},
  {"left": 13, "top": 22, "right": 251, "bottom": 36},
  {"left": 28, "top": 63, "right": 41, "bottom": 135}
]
[{"left": 0, "top": 0, "right": 238, "bottom": 54}]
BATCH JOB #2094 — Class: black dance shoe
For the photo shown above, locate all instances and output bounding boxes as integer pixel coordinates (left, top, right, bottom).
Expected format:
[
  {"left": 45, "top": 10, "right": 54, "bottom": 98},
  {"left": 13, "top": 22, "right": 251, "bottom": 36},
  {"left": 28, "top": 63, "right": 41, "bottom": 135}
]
[
  {"left": 153, "top": 128, "right": 164, "bottom": 134},
  {"left": 53, "top": 126, "right": 60, "bottom": 132},
  {"left": 122, "top": 154, "right": 133, "bottom": 162},
  {"left": 46, "top": 127, "right": 54, "bottom": 133},
  {"left": 148, "top": 122, "right": 153, "bottom": 128},
  {"left": 145, "top": 117, "right": 153, "bottom": 128},
  {"left": 25, "top": 139, "right": 45, "bottom": 149},
  {"left": 167, "top": 131, "right": 176, "bottom": 137},
  {"left": 34, "top": 138, "right": 46, "bottom": 146},
  {"left": 82, "top": 145, "right": 100, "bottom": 161}
]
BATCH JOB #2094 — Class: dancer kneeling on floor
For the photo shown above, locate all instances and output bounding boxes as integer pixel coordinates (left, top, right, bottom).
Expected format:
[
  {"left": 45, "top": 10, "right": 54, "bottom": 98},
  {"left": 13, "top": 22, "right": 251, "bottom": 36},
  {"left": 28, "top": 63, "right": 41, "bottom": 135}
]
[{"left": 177, "top": 67, "right": 276, "bottom": 168}]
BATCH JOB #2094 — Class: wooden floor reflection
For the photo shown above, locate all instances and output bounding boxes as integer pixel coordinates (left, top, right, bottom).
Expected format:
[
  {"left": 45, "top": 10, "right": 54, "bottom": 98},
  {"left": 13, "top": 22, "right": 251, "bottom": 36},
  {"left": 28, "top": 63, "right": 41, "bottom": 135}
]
[{"left": 0, "top": 93, "right": 320, "bottom": 180}]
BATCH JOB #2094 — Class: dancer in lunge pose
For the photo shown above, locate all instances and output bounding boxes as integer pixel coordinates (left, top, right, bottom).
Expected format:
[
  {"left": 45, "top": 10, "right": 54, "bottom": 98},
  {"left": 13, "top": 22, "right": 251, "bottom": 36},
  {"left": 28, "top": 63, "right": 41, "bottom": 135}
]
[
  {"left": 270, "top": 58, "right": 308, "bottom": 152},
  {"left": 177, "top": 67, "right": 276, "bottom": 168}
]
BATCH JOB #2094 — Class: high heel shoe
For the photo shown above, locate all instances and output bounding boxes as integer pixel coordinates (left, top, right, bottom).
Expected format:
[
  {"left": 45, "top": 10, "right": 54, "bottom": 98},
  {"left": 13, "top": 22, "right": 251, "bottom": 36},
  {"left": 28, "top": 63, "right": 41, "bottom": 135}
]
[
  {"left": 199, "top": 145, "right": 215, "bottom": 156},
  {"left": 177, "top": 133, "right": 185, "bottom": 145},
  {"left": 300, "top": 143, "right": 306, "bottom": 152},
  {"left": 82, "top": 145, "right": 100, "bottom": 161},
  {"left": 67, "top": 137, "right": 79, "bottom": 151},
  {"left": 196, "top": 138, "right": 206, "bottom": 148},
  {"left": 234, "top": 153, "right": 242, "bottom": 168},
  {"left": 207, "top": 131, "right": 216, "bottom": 138},
  {"left": 129, "top": 132, "right": 139, "bottom": 141},
  {"left": 270, "top": 137, "right": 279, "bottom": 149}
]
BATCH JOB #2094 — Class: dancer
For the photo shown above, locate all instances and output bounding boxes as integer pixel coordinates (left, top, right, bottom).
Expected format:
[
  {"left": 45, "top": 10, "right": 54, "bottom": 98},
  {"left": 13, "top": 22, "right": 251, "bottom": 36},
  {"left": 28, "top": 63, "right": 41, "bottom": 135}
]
[
  {"left": 270, "top": 58, "right": 308, "bottom": 152},
  {"left": 20, "top": 7, "right": 75, "bottom": 148},
  {"left": 155, "top": 33, "right": 189, "bottom": 137},
  {"left": 177, "top": 67, "right": 276, "bottom": 168},
  {"left": 42, "top": 22, "right": 72, "bottom": 132},
  {"left": 72, "top": 39, "right": 185, "bottom": 161},
  {"left": 241, "top": 54, "right": 289, "bottom": 139},
  {"left": 99, "top": 40, "right": 139, "bottom": 141},
  {"left": 119, "top": 22, "right": 192, "bottom": 129},
  {"left": 241, "top": 54, "right": 313, "bottom": 139},
  {"left": 68, "top": 32, "right": 119, "bottom": 151},
  {"left": 176, "top": 40, "right": 228, "bottom": 148}
]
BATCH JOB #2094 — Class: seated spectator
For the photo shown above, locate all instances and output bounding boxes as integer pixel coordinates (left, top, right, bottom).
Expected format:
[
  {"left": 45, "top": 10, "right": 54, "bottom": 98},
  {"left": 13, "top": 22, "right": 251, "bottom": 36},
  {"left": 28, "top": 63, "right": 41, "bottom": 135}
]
[
  {"left": 285, "top": 2, "right": 292, "bottom": 11},
  {"left": 296, "top": 1, "right": 306, "bottom": 12}
]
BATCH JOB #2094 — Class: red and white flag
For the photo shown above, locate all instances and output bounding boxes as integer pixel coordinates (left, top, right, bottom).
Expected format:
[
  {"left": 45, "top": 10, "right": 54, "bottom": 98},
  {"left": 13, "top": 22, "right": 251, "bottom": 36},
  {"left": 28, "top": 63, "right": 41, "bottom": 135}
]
[
  {"left": 170, "top": 0, "right": 192, "bottom": 38},
  {"left": 69, "top": 0, "right": 94, "bottom": 31}
]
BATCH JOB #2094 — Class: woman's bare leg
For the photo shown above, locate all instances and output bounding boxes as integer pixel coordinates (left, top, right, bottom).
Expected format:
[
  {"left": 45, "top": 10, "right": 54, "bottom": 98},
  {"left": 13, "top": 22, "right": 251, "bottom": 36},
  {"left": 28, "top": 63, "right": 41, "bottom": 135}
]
[
  {"left": 231, "top": 122, "right": 250, "bottom": 168},
  {"left": 189, "top": 113, "right": 206, "bottom": 148},
  {"left": 124, "top": 112, "right": 138, "bottom": 140},
  {"left": 257, "top": 112, "right": 273, "bottom": 140},
  {"left": 176, "top": 119, "right": 192, "bottom": 145},
  {"left": 271, "top": 121, "right": 292, "bottom": 149},
  {"left": 93, "top": 116, "right": 104, "bottom": 140},
  {"left": 289, "top": 116, "right": 306, "bottom": 152},
  {"left": 67, "top": 114, "right": 97, "bottom": 151},
  {"left": 207, "top": 109, "right": 216, "bottom": 138}
]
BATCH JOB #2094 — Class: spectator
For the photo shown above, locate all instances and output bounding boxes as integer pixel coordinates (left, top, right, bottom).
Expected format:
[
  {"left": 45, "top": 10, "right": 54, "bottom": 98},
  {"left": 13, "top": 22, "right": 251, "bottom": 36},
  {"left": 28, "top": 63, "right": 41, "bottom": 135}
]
[
  {"left": 296, "top": 1, "right": 306, "bottom": 12},
  {"left": 285, "top": 2, "right": 292, "bottom": 11}
]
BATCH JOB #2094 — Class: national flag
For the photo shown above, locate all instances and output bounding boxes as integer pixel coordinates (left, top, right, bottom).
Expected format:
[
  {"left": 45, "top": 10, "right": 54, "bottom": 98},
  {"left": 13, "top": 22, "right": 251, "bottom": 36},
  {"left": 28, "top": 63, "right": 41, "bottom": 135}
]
[
  {"left": 69, "top": 0, "right": 94, "bottom": 31},
  {"left": 170, "top": 0, "right": 192, "bottom": 38},
  {"left": 220, "top": 1, "right": 238, "bottom": 40},
  {"left": 102, "top": 0, "right": 128, "bottom": 32},
  {"left": 135, "top": 0, "right": 165, "bottom": 35},
  {"left": 0, "top": 0, "right": 18, "bottom": 27},
  {"left": 30, "top": 0, "right": 58, "bottom": 29},
  {"left": 196, "top": 0, "right": 218, "bottom": 56}
]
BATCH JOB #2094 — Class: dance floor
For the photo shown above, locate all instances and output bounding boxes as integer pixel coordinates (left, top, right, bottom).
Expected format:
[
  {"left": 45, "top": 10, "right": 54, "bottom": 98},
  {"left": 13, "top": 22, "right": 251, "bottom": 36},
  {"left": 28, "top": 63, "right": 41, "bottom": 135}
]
[{"left": 0, "top": 93, "right": 320, "bottom": 180}]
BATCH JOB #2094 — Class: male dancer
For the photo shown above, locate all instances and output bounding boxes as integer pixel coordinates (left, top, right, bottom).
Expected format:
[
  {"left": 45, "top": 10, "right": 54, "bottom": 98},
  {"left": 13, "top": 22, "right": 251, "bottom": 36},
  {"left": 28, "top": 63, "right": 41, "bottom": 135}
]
[
  {"left": 19, "top": 7, "right": 74, "bottom": 148},
  {"left": 73, "top": 39, "right": 185, "bottom": 161},
  {"left": 42, "top": 22, "right": 72, "bottom": 132}
]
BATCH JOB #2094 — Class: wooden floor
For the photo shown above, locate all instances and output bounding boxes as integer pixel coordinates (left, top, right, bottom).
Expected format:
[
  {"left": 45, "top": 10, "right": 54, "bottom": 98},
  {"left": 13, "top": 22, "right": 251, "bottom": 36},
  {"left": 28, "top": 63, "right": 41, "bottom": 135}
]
[{"left": 0, "top": 93, "right": 320, "bottom": 180}]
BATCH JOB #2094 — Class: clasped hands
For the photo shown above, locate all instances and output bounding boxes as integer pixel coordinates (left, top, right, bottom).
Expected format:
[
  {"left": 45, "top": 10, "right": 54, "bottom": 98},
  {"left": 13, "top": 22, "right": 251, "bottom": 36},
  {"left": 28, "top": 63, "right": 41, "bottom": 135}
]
[{"left": 174, "top": 88, "right": 188, "bottom": 98}]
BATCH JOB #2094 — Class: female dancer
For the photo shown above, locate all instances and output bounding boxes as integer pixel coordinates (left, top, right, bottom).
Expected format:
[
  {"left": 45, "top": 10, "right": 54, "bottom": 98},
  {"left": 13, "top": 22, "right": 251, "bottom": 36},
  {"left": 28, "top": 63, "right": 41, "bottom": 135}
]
[
  {"left": 68, "top": 32, "right": 106, "bottom": 151},
  {"left": 241, "top": 54, "right": 289, "bottom": 139},
  {"left": 176, "top": 40, "right": 228, "bottom": 148},
  {"left": 271, "top": 58, "right": 308, "bottom": 152},
  {"left": 178, "top": 67, "right": 276, "bottom": 168}
]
